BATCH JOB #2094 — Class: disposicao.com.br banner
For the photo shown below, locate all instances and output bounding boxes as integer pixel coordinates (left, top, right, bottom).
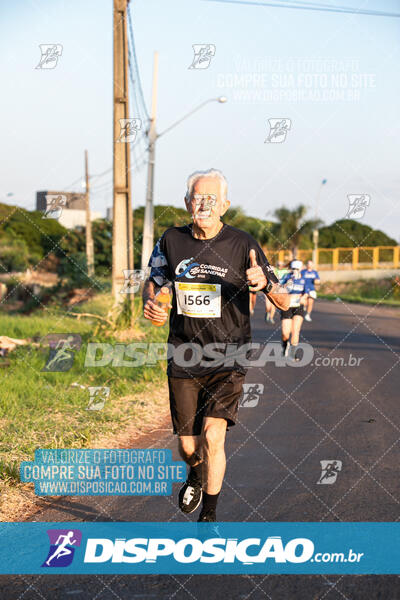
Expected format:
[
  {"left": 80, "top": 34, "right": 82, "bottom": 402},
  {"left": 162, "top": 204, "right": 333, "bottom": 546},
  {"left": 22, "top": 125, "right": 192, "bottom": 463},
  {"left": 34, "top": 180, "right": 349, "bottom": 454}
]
[{"left": 0, "top": 522, "right": 398, "bottom": 575}]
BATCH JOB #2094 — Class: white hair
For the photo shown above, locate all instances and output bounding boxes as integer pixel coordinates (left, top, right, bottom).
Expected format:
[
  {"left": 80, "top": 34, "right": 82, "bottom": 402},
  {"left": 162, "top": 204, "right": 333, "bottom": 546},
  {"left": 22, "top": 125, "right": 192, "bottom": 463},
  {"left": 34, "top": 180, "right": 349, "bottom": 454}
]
[{"left": 185, "top": 169, "right": 228, "bottom": 202}]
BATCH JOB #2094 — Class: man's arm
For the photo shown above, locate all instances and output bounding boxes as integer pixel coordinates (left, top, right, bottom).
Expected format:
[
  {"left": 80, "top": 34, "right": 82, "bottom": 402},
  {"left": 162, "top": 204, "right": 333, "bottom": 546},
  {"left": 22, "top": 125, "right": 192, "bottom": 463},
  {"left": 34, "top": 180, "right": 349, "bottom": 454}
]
[
  {"left": 142, "top": 278, "right": 157, "bottom": 305},
  {"left": 142, "top": 279, "right": 170, "bottom": 324},
  {"left": 246, "top": 242, "right": 291, "bottom": 311},
  {"left": 265, "top": 283, "right": 291, "bottom": 311}
]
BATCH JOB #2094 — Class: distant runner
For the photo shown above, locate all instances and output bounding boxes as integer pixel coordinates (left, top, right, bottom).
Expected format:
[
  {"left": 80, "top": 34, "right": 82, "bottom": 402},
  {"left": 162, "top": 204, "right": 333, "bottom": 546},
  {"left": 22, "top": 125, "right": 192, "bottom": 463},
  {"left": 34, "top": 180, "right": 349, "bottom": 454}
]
[
  {"left": 249, "top": 290, "right": 257, "bottom": 315},
  {"left": 265, "top": 262, "right": 289, "bottom": 324},
  {"left": 301, "top": 260, "right": 320, "bottom": 322},
  {"left": 280, "top": 260, "right": 308, "bottom": 361},
  {"left": 143, "top": 169, "right": 290, "bottom": 521}
]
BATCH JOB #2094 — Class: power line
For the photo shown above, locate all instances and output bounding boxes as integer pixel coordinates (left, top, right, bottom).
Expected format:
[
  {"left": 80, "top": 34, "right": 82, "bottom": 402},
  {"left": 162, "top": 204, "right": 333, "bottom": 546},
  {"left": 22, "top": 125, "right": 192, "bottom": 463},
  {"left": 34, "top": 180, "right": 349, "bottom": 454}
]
[
  {"left": 90, "top": 166, "right": 112, "bottom": 180},
  {"left": 203, "top": 0, "right": 400, "bottom": 17},
  {"left": 62, "top": 176, "right": 84, "bottom": 191},
  {"left": 127, "top": 3, "right": 151, "bottom": 123}
]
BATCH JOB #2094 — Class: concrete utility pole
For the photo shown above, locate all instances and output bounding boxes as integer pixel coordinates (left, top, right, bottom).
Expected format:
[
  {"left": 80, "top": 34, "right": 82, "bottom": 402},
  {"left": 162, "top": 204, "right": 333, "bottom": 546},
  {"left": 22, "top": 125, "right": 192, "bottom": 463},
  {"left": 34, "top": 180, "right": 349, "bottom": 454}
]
[
  {"left": 141, "top": 51, "right": 159, "bottom": 272},
  {"left": 112, "top": 0, "right": 134, "bottom": 303},
  {"left": 84, "top": 150, "right": 95, "bottom": 277},
  {"left": 312, "top": 178, "right": 327, "bottom": 266}
]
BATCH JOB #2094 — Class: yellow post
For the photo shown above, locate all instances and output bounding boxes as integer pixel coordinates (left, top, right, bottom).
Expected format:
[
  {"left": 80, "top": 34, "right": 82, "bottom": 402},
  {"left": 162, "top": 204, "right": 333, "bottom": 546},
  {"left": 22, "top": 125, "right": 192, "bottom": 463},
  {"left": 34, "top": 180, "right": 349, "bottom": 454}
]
[
  {"left": 372, "top": 247, "right": 379, "bottom": 269},
  {"left": 352, "top": 247, "right": 359, "bottom": 270},
  {"left": 332, "top": 248, "right": 339, "bottom": 270},
  {"left": 394, "top": 246, "right": 399, "bottom": 268}
]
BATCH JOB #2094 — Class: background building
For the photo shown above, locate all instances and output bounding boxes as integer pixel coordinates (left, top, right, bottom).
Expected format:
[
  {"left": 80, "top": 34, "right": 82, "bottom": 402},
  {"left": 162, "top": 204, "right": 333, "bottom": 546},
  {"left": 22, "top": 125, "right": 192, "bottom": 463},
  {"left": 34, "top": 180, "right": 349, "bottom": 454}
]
[{"left": 36, "top": 191, "right": 102, "bottom": 229}]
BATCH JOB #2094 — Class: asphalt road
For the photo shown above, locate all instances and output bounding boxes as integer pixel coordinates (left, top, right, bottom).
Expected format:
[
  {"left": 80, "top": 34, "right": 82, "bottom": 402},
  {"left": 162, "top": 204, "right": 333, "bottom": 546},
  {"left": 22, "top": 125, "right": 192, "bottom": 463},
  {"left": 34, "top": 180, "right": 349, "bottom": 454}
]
[{"left": 1, "top": 299, "right": 399, "bottom": 599}]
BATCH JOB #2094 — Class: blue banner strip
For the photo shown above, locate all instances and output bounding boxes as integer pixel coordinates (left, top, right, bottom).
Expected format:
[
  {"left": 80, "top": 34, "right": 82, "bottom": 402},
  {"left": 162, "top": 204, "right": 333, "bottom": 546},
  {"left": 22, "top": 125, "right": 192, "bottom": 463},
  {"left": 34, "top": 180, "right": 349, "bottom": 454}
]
[{"left": 0, "top": 522, "right": 398, "bottom": 574}]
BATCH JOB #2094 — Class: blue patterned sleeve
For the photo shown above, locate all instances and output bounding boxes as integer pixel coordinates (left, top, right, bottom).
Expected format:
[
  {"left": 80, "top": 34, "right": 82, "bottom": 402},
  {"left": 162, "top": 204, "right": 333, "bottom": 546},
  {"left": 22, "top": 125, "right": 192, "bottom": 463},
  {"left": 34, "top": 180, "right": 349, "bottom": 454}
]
[{"left": 148, "top": 235, "right": 170, "bottom": 287}]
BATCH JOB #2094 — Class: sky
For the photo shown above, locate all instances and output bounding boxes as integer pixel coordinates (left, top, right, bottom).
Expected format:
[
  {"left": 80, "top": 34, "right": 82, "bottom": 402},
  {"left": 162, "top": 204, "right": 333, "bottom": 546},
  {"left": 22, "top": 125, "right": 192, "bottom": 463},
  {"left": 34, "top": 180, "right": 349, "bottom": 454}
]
[{"left": 1, "top": 0, "right": 399, "bottom": 241}]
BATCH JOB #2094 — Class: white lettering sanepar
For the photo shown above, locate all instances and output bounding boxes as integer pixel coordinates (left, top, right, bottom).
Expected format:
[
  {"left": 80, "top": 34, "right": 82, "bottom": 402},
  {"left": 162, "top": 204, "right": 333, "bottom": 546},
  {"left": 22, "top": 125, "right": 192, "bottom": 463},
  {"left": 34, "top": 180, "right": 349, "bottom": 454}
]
[{"left": 84, "top": 536, "right": 314, "bottom": 564}]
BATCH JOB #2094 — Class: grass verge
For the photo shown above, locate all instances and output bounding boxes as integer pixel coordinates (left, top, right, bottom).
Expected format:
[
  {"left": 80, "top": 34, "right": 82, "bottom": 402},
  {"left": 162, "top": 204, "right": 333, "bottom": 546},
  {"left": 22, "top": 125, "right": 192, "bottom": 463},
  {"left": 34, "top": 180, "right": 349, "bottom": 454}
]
[
  {"left": 0, "top": 293, "right": 171, "bottom": 520},
  {"left": 319, "top": 276, "right": 400, "bottom": 307}
]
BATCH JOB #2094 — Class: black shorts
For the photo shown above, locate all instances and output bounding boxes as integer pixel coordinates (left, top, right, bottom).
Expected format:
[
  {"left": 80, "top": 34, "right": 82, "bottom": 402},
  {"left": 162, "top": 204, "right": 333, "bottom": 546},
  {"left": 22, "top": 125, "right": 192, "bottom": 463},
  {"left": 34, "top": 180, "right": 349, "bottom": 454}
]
[
  {"left": 168, "top": 370, "right": 245, "bottom": 436},
  {"left": 280, "top": 305, "right": 305, "bottom": 320}
]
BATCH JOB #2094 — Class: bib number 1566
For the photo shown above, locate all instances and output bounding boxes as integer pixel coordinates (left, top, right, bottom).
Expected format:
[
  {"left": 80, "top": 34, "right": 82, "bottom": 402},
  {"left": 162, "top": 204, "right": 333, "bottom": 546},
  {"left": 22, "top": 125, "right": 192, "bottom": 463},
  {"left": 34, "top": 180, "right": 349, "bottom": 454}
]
[{"left": 184, "top": 294, "right": 210, "bottom": 306}]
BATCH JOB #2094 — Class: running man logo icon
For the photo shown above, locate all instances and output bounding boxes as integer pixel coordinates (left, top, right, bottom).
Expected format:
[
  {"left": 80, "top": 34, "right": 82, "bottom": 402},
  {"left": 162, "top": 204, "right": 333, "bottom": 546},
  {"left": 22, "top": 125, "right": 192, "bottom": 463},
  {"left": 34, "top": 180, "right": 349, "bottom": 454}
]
[
  {"left": 42, "top": 334, "right": 82, "bottom": 372},
  {"left": 239, "top": 383, "right": 264, "bottom": 408},
  {"left": 317, "top": 460, "right": 342, "bottom": 485},
  {"left": 188, "top": 44, "right": 216, "bottom": 69},
  {"left": 87, "top": 386, "right": 110, "bottom": 411},
  {"left": 42, "top": 529, "right": 82, "bottom": 568},
  {"left": 345, "top": 194, "right": 370, "bottom": 219},
  {"left": 35, "top": 44, "right": 63, "bottom": 69},
  {"left": 116, "top": 118, "right": 142, "bottom": 143},
  {"left": 264, "top": 118, "right": 291, "bottom": 143},
  {"left": 43, "top": 194, "right": 67, "bottom": 219},
  {"left": 120, "top": 269, "right": 145, "bottom": 294}
]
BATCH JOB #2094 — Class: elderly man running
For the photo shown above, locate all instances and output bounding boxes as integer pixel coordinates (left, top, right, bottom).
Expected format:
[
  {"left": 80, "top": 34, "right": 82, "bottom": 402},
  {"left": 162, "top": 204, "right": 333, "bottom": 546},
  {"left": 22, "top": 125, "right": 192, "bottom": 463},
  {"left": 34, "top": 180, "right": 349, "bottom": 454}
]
[{"left": 143, "top": 169, "right": 290, "bottom": 521}]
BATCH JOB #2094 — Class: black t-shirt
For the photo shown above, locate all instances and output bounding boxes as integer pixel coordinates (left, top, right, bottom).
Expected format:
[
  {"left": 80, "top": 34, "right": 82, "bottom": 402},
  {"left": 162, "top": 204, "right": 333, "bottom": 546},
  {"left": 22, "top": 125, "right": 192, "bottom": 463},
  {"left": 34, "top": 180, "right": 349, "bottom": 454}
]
[{"left": 148, "top": 223, "right": 278, "bottom": 378}]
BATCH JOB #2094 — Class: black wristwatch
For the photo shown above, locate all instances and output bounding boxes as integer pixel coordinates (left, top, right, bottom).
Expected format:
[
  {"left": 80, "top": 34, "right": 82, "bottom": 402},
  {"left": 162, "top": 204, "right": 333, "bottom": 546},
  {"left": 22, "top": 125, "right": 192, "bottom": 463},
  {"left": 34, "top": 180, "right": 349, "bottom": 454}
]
[{"left": 264, "top": 281, "right": 273, "bottom": 294}]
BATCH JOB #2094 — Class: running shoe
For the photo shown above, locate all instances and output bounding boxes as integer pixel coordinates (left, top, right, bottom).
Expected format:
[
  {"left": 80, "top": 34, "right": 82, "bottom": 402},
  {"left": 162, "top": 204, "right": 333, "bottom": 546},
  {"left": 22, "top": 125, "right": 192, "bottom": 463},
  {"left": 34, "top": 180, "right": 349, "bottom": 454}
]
[
  {"left": 304, "top": 313, "right": 312, "bottom": 322},
  {"left": 179, "top": 476, "right": 203, "bottom": 514},
  {"left": 265, "top": 313, "right": 270, "bottom": 323},
  {"left": 270, "top": 316, "right": 275, "bottom": 324},
  {"left": 282, "top": 340, "right": 290, "bottom": 357},
  {"left": 197, "top": 508, "right": 217, "bottom": 522}
]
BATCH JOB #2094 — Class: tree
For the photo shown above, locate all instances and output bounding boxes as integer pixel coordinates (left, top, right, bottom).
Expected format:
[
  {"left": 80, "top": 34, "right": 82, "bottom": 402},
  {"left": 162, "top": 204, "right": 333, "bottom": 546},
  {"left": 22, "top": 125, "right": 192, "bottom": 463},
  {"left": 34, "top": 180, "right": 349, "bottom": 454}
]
[
  {"left": 318, "top": 219, "right": 396, "bottom": 248},
  {"left": 270, "top": 205, "right": 321, "bottom": 258}
]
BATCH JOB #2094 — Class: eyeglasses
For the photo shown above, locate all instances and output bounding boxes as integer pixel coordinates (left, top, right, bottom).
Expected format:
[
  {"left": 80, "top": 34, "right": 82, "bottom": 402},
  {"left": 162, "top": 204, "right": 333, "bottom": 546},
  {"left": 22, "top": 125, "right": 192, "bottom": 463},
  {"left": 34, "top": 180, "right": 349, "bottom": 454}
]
[{"left": 192, "top": 194, "right": 217, "bottom": 206}]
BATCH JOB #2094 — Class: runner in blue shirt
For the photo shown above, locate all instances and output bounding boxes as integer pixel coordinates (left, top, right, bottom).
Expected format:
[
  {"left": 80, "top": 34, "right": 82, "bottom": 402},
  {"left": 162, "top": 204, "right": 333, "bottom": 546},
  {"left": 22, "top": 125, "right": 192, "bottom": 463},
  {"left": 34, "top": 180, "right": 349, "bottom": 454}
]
[
  {"left": 280, "top": 260, "right": 308, "bottom": 360},
  {"left": 301, "top": 260, "right": 320, "bottom": 322}
]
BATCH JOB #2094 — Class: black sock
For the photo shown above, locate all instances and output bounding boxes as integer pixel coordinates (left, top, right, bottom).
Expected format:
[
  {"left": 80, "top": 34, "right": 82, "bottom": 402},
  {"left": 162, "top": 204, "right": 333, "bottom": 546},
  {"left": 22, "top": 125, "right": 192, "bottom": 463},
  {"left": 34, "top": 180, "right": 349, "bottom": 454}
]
[
  {"left": 202, "top": 491, "right": 220, "bottom": 512},
  {"left": 189, "top": 463, "right": 202, "bottom": 482}
]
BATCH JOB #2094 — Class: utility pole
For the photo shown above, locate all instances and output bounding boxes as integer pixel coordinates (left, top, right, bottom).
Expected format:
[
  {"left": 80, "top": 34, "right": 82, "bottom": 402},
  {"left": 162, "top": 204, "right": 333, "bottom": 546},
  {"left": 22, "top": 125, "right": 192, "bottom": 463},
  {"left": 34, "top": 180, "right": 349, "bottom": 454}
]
[
  {"left": 141, "top": 51, "right": 159, "bottom": 272},
  {"left": 84, "top": 150, "right": 95, "bottom": 277},
  {"left": 312, "top": 178, "right": 327, "bottom": 266},
  {"left": 112, "top": 0, "right": 134, "bottom": 305}
]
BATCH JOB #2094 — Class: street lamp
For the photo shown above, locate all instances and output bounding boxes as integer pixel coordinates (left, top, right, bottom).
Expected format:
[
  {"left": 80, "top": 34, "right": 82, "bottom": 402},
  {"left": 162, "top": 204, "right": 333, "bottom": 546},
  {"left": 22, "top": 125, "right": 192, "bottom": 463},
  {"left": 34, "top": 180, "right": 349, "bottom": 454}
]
[{"left": 141, "top": 91, "right": 228, "bottom": 270}]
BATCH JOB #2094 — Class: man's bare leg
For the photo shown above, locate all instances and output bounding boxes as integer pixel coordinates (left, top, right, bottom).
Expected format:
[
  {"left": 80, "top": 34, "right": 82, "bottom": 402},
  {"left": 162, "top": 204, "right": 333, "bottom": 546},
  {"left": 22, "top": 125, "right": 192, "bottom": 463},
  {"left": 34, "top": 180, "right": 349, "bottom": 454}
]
[
  {"left": 201, "top": 416, "right": 227, "bottom": 494},
  {"left": 177, "top": 435, "right": 204, "bottom": 514},
  {"left": 178, "top": 435, "right": 202, "bottom": 467}
]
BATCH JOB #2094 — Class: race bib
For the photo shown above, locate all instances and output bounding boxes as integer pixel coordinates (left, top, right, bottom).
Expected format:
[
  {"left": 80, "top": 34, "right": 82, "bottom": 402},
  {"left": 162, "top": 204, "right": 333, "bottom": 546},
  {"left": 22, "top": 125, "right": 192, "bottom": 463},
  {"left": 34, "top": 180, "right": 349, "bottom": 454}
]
[{"left": 175, "top": 282, "right": 221, "bottom": 318}]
